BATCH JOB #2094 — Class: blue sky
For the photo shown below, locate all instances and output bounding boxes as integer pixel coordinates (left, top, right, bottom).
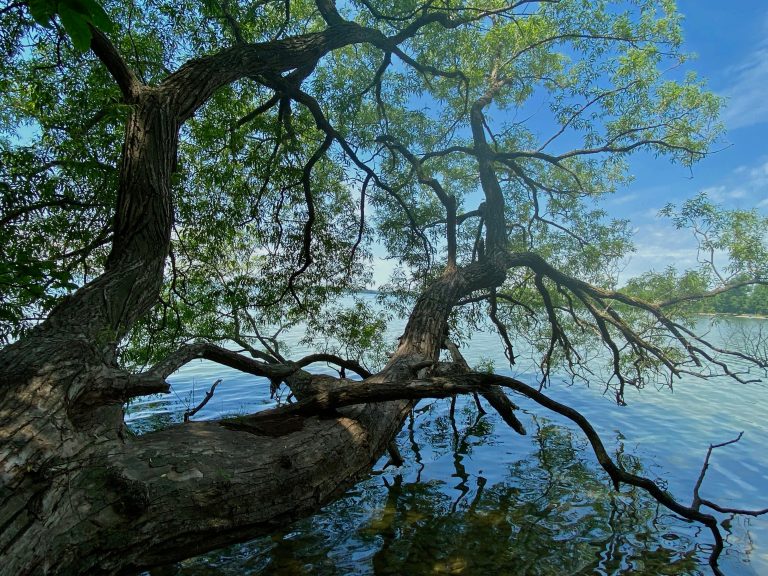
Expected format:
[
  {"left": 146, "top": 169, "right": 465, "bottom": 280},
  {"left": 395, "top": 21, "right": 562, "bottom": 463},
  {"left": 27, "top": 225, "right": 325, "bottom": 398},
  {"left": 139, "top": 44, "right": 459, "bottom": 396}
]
[
  {"left": 608, "top": 0, "right": 768, "bottom": 279},
  {"left": 371, "top": 2, "right": 768, "bottom": 286}
]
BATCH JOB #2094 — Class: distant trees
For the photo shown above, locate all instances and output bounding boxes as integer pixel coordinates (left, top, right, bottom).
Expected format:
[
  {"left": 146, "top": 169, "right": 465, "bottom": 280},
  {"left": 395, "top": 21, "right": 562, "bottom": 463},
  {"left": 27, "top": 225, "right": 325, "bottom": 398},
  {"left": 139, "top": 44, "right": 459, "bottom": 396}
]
[{"left": 706, "top": 283, "right": 768, "bottom": 315}]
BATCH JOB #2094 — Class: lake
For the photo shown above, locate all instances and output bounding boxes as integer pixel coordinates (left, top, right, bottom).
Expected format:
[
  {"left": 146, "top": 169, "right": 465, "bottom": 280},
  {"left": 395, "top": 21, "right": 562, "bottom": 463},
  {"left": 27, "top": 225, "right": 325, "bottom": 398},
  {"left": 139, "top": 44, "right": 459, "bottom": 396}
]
[{"left": 127, "top": 298, "right": 768, "bottom": 576}]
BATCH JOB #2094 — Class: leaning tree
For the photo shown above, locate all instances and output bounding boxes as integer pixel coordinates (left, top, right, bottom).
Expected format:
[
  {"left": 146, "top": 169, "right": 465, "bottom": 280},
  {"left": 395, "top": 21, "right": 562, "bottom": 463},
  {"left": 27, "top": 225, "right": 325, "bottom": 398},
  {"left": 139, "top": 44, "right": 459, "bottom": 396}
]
[{"left": 1, "top": 0, "right": 767, "bottom": 574}]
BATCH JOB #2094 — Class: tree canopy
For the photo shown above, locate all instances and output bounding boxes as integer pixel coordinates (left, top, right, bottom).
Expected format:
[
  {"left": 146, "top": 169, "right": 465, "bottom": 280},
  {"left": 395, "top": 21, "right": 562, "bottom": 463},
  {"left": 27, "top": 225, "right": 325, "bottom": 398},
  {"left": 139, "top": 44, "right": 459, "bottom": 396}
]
[{"left": 1, "top": 0, "right": 767, "bottom": 574}]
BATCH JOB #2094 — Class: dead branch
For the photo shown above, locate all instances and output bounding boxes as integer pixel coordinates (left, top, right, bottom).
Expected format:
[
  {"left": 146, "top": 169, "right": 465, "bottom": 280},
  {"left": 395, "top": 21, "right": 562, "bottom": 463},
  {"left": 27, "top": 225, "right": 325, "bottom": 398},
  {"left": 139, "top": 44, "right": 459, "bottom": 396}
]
[{"left": 183, "top": 379, "right": 222, "bottom": 422}]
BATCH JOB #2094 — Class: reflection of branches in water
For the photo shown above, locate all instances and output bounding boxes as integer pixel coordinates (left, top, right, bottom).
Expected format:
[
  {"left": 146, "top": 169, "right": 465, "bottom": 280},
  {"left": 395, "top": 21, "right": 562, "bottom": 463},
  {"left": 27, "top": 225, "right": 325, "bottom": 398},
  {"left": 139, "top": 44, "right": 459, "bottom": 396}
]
[
  {"left": 364, "top": 404, "right": 702, "bottom": 576},
  {"left": 407, "top": 410, "right": 424, "bottom": 483},
  {"left": 370, "top": 475, "right": 403, "bottom": 575},
  {"left": 167, "top": 398, "right": 714, "bottom": 575},
  {"left": 447, "top": 405, "right": 482, "bottom": 513}
]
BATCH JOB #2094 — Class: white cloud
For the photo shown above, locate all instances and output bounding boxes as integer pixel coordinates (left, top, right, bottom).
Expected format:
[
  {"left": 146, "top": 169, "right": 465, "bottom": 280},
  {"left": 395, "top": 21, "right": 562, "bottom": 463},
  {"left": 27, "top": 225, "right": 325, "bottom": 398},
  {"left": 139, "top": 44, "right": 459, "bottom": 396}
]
[
  {"left": 690, "top": 160, "right": 768, "bottom": 210},
  {"left": 699, "top": 185, "right": 727, "bottom": 201},
  {"left": 608, "top": 192, "right": 640, "bottom": 206},
  {"left": 701, "top": 185, "right": 749, "bottom": 202},
  {"left": 722, "top": 17, "right": 768, "bottom": 129},
  {"left": 749, "top": 160, "right": 768, "bottom": 184},
  {"left": 619, "top": 222, "right": 699, "bottom": 283}
]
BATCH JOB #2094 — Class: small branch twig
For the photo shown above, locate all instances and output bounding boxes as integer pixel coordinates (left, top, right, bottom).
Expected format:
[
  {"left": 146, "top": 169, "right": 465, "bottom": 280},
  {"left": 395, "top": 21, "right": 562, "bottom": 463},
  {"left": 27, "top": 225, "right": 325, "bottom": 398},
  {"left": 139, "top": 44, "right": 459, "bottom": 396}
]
[{"left": 183, "top": 379, "right": 222, "bottom": 422}]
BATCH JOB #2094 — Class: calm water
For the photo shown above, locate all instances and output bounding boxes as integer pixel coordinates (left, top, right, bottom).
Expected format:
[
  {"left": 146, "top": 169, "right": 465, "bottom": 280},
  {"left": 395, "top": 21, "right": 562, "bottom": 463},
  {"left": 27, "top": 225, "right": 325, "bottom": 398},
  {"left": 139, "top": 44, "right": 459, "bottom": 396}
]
[{"left": 127, "top": 300, "right": 768, "bottom": 576}]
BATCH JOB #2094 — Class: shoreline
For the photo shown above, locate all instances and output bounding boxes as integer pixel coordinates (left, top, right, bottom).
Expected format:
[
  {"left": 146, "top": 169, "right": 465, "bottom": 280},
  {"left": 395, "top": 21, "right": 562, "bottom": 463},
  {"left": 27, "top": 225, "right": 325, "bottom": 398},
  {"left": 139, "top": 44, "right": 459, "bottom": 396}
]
[{"left": 698, "top": 312, "right": 768, "bottom": 320}]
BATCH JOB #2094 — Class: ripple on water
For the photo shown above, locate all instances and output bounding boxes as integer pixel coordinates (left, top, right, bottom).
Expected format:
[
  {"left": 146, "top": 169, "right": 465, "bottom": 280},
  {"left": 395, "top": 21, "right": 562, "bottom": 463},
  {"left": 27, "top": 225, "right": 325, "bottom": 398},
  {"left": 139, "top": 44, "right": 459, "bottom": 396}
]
[{"left": 129, "top": 315, "right": 768, "bottom": 575}]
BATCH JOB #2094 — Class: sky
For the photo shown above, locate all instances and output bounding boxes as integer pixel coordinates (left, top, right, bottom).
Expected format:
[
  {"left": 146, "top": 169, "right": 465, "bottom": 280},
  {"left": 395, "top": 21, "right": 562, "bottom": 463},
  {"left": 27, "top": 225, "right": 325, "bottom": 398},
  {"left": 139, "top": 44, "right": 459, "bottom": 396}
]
[
  {"left": 370, "top": 1, "right": 768, "bottom": 287},
  {"left": 605, "top": 0, "right": 768, "bottom": 281}
]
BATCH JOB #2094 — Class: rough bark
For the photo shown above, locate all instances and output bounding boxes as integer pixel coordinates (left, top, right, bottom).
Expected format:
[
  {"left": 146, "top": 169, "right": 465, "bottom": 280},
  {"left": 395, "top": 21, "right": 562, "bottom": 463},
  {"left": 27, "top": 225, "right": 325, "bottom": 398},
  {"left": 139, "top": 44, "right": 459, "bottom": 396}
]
[
  {"left": 0, "top": 8, "right": 584, "bottom": 575},
  {"left": 0, "top": 78, "right": 519, "bottom": 573}
]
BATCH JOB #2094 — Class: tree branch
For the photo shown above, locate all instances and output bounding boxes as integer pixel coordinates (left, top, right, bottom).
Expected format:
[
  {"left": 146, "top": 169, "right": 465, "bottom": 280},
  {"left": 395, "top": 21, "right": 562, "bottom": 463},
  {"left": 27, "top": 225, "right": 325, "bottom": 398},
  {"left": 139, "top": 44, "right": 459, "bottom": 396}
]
[
  {"left": 242, "top": 369, "right": 763, "bottom": 574},
  {"left": 293, "top": 353, "right": 372, "bottom": 379},
  {"left": 660, "top": 279, "right": 768, "bottom": 308},
  {"left": 377, "top": 135, "right": 458, "bottom": 268},
  {"left": 183, "top": 379, "right": 223, "bottom": 421},
  {"left": 147, "top": 342, "right": 297, "bottom": 382},
  {"left": 286, "top": 133, "right": 333, "bottom": 304},
  {"left": 89, "top": 27, "right": 142, "bottom": 101}
]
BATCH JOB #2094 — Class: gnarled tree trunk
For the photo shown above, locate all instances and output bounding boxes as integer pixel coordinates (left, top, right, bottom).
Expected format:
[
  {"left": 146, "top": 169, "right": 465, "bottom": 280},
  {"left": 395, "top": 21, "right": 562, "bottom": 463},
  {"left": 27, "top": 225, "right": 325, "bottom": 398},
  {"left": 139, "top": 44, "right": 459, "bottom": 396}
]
[
  {"left": 0, "top": 16, "right": 516, "bottom": 576},
  {"left": 0, "top": 267, "right": 488, "bottom": 574}
]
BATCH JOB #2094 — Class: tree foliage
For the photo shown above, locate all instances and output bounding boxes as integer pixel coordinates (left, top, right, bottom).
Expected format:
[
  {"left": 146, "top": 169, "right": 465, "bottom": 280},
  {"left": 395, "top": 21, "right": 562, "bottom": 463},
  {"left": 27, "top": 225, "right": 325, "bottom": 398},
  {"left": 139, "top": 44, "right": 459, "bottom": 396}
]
[{"left": 1, "top": 0, "right": 767, "bottom": 572}]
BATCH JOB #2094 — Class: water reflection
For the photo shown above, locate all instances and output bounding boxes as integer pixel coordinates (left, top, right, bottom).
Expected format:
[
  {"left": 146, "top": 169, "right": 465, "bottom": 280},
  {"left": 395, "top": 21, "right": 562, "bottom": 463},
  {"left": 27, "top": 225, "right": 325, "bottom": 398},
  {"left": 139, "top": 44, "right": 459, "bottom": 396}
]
[{"left": 156, "top": 398, "right": 725, "bottom": 576}]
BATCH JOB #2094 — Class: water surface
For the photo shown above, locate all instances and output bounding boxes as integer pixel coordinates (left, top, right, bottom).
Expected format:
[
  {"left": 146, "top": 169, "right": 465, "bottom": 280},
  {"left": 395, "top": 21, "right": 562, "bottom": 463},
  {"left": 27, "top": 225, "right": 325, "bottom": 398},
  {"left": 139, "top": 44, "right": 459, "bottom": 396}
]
[{"left": 127, "top": 307, "right": 768, "bottom": 575}]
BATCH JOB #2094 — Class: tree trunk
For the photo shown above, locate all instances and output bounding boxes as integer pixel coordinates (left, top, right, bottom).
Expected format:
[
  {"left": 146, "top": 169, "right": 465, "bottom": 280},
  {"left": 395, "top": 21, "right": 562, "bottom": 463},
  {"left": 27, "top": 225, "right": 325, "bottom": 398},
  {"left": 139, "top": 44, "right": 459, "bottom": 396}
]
[
  {"left": 0, "top": 290, "right": 464, "bottom": 573},
  {"left": 0, "top": 22, "right": 517, "bottom": 574},
  {"left": 1, "top": 248, "right": 490, "bottom": 575}
]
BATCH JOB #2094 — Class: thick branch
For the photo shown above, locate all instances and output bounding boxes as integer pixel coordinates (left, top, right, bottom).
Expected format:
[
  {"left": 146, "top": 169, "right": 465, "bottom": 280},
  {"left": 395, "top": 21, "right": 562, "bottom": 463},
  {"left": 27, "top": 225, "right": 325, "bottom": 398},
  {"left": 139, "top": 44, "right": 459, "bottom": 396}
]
[
  {"left": 71, "top": 367, "right": 170, "bottom": 407},
  {"left": 162, "top": 23, "right": 377, "bottom": 121},
  {"left": 89, "top": 27, "right": 142, "bottom": 101},
  {"left": 470, "top": 99, "right": 506, "bottom": 251},
  {"left": 148, "top": 342, "right": 297, "bottom": 382}
]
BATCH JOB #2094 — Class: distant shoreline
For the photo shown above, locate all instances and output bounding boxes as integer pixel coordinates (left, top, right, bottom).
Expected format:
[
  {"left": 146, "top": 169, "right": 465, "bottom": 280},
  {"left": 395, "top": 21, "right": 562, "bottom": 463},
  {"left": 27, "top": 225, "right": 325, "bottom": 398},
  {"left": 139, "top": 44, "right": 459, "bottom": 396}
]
[
  {"left": 355, "top": 293, "right": 768, "bottom": 319},
  {"left": 698, "top": 312, "right": 768, "bottom": 320}
]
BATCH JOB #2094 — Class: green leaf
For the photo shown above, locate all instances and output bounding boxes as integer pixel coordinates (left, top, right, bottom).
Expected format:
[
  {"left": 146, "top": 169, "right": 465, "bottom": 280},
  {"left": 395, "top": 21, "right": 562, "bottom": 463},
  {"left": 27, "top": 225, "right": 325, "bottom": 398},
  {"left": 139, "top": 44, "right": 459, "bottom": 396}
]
[
  {"left": 75, "top": 0, "right": 115, "bottom": 32},
  {"left": 28, "top": 0, "right": 56, "bottom": 27},
  {"left": 58, "top": 4, "right": 93, "bottom": 52}
]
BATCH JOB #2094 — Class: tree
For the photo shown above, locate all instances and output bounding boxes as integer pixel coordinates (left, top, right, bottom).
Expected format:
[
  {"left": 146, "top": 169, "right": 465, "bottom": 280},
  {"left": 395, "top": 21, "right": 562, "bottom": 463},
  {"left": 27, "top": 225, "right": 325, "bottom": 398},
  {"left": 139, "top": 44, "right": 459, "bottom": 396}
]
[{"left": 1, "top": 0, "right": 766, "bottom": 574}]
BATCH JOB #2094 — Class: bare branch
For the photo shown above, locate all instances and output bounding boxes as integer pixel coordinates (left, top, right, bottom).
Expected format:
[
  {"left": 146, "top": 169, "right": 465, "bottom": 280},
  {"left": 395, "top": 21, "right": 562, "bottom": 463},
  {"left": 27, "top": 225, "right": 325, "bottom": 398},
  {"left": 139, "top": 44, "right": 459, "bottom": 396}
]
[
  {"left": 660, "top": 279, "right": 768, "bottom": 308},
  {"left": 224, "top": 365, "right": 761, "bottom": 574},
  {"left": 183, "top": 379, "right": 222, "bottom": 422},
  {"left": 147, "top": 342, "right": 297, "bottom": 382},
  {"left": 488, "top": 289, "right": 517, "bottom": 365},
  {"left": 293, "top": 353, "right": 372, "bottom": 379}
]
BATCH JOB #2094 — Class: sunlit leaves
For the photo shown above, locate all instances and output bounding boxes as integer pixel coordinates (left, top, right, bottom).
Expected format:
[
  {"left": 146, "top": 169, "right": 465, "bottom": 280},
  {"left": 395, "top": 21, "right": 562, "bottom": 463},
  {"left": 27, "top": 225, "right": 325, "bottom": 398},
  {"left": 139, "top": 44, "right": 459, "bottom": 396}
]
[{"left": 661, "top": 193, "right": 768, "bottom": 280}]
